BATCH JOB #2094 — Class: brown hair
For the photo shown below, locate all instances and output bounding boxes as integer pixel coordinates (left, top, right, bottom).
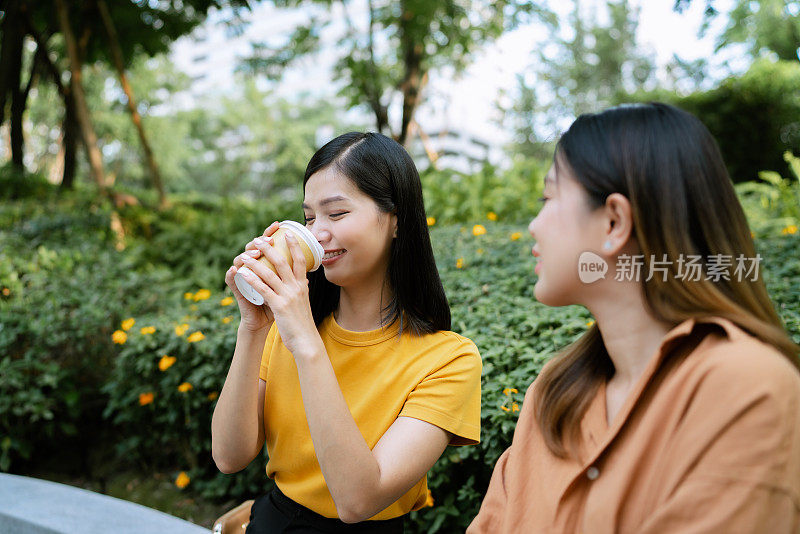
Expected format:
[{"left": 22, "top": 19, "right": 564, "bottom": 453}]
[{"left": 534, "top": 103, "right": 800, "bottom": 458}]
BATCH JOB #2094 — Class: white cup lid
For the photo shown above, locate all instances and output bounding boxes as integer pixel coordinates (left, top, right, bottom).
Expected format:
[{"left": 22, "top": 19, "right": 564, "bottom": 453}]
[
  {"left": 233, "top": 267, "right": 265, "bottom": 306},
  {"left": 279, "top": 220, "right": 324, "bottom": 271}
]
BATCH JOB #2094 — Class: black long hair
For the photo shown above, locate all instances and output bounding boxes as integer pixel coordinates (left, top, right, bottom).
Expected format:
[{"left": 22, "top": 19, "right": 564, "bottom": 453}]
[{"left": 303, "top": 132, "right": 451, "bottom": 335}]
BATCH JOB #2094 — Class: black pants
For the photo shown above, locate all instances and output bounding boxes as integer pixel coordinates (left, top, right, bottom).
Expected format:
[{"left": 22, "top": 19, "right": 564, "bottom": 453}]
[{"left": 245, "top": 486, "right": 405, "bottom": 534}]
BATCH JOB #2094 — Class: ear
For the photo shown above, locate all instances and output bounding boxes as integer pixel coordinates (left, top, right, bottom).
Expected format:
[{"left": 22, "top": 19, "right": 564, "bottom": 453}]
[
  {"left": 601, "top": 193, "right": 634, "bottom": 254},
  {"left": 391, "top": 212, "right": 398, "bottom": 238}
]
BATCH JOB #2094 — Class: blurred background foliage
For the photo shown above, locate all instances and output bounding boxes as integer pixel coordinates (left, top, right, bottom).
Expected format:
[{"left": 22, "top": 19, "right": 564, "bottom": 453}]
[{"left": 2, "top": 0, "right": 800, "bottom": 530}]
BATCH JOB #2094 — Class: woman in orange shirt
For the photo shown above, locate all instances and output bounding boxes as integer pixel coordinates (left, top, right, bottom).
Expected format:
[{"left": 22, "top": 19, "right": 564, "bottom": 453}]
[{"left": 469, "top": 102, "right": 800, "bottom": 533}]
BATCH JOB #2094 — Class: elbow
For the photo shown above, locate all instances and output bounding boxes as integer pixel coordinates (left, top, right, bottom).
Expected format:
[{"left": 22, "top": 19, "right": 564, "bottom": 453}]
[
  {"left": 335, "top": 496, "right": 376, "bottom": 524},
  {"left": 337, "top": 506, "right": 369, "bottom": 524},
  {"left": 212, "top": 449, "right": 245, "bottom": 474}
]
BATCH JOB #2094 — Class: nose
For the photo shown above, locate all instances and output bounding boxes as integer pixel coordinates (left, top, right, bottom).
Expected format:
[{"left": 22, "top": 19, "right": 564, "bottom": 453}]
[
  {"left": 309, "top": 220, "right": 331, "bottom": 244},
  {"left": 528, "top": 215, "right": 537, "bottom": 239}
]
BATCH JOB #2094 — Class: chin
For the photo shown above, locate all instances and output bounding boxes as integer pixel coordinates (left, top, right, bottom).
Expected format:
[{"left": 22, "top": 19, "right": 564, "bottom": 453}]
[{"left": 533, "top": 280, "right": 572, "bottom": 308}]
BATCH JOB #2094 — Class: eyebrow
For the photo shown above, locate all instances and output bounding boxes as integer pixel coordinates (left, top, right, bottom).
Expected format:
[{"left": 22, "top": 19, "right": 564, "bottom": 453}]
[{"left": 302, "top": 196, "right": 349, "bottom": 209}]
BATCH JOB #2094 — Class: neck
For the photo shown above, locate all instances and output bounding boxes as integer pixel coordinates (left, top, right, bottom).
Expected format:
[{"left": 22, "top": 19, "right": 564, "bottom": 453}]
[
  {"left": 587, "top": 283, "right": 675, "bottom": 387},
  {"left": 335, "top": 276, "right": 393, "bottom": 332}
]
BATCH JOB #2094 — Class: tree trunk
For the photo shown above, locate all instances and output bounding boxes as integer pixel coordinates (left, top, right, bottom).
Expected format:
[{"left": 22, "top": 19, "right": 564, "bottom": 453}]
[
  {"left": 9, "top": 40, "right": 43, "bottom": 169},
  {"left": 61, "top": 93, "right": 79, "bottom": 189},
  {"left": 95, "top": 0, "right": 167, "bottom": 208},
  {"left": 19, "top": 10, "right": 78, "bottom": 190},
  {"left": 10, "top": 73, "right": 25, "bottom": 168},
  {"left": 397, "top": 2, "right": 425, "bottom": 147},
  {"left": 0, "top": 1, "right": 25, "bottom": 168},
  {"left": 364, "top": 0, "right": 390, "bottom": 136},
  {"left": 54, "top": 0, "right": 108, "bottom": 193}
]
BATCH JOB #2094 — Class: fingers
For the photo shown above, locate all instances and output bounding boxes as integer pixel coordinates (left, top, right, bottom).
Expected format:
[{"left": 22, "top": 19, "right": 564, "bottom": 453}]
[
  {"left": 252, "top": 236, "right": 295, "bottom": 283},
  {"left": 263, "top": 221, "right": 280, "bottom": 238},
  {"left": 239, "top": 251, "right": 283, "bottom": 290},
  {"left": 235, "top": 263, "right": 278, "bottom": 303},
  {"left": 285, "top": 232, "right": 307, "bottom": 279},
  {"left": 225, "top": 265, "right": 247, "bottom": 302},
  {"left": 234, "top": 248, "right": 261, "bottom": 269}
]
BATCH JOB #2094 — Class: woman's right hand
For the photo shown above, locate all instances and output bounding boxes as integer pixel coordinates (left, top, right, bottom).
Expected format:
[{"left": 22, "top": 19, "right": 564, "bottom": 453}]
[{"left": 224, "top": 221, "right": 281, "bottom": 332}]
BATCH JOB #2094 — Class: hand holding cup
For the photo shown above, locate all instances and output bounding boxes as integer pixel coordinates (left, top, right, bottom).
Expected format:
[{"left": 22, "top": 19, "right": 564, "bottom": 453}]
[{"left": 224, "top": 222, "right": 281, "bottom": 332}]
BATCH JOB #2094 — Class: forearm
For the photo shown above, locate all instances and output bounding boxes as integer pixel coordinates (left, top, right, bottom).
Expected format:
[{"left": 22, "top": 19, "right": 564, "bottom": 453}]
[
  {"left": 211, "top": 323, "right": 270, "bottom": 473},
  {"left": 293, "top": 343, "right": 384, "bottom": 522}
]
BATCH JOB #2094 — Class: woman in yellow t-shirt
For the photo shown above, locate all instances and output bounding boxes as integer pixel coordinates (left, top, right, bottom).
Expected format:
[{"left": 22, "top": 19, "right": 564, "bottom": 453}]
[{"left": 211, "top": 132, "right": 482, "bottom": 533}]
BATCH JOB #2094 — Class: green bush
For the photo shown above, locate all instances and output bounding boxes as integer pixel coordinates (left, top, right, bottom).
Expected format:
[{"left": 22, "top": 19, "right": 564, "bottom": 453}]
[
  {"left": 0, "top": 163, "right": 55, "bottom": 200},
  {"left": 100, "top": 286, "right": 273, "bottom": 499},
  {"left": 627, "top": 59, "right": 800, "bottom": 183},
  {"left": 0, "top": 195, "right": 173, "bottom": 472},
  {"left": 421, "top": 158, "right": 548, "bottom": 225},
  {"left": 3, "top": 185, "right": 798, "bottom": 531},
  {"left": 736, "top": 151, "right": 800, "bottom": 234}
]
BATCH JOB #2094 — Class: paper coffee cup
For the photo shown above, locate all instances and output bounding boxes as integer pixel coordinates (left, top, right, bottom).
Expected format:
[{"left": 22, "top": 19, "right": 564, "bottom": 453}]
[{"left": 234, "top": 220, "right": 324, "bottom": 306}]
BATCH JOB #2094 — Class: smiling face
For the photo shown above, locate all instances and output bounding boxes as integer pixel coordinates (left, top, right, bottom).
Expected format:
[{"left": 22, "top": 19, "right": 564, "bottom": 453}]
[
  {"left": 528, "top": 157, "right": 606, "bottom": 307},
  {"left": 303, "top": 165, "right": 397, "bottom": 290}
]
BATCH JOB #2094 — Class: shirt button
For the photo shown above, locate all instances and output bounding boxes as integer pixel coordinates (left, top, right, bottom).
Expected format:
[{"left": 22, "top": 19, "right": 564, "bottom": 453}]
[{"left": 586, "top": 466, "right": 600, "bottom": 480}]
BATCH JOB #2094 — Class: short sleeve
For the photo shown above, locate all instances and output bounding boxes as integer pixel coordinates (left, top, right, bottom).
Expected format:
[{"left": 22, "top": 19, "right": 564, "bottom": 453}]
[
  {"left": 258, "top": 323, "right": 279, "bottom": 381},
  {"left": 399, "top": 337, "right": 482, "bottom": 445}
]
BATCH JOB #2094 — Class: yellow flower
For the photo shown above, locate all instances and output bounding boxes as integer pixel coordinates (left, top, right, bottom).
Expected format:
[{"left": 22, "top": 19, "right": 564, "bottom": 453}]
[
  {"left": 193, "top": 289, "right": 211, "bottom": 301},
  {"left": 456, "top": 258, "right": 464, "bottom": 269},
  {"left": 424, "top": 491, "right": 434, "bottom": 508},
  {"left": 512, "top": 403, "right": 520, "bottom": 412},
  {"left": 183, "top": 292, "right": 193, "bottom": 300},
  {"left": 503, "top": 388, "right": 519, "bottom": 396},
  {"left": 426, "top": 216, "right": 436, "bottom": 226},
  {"left": 207, "top": 391, "right": 219, "bottom": 401},
  {"left": 158, "top": 355, "right": 176, "bottom": 371},
  {"left": 121, "top": 318, "right": 135, "bottom": 331},
  {"left": 501, "top": 405, "right": 510, "bottom": 412},
  {"left": 178, "top": 382, "right": 193, "bottom": 393},
  {"left": 174, "top": 323, "right": 189, "bottom": 336},
  {"left": 586, "top": 320, "right": 595, "bottom": 327},
  {"left": 510, "top": 232, "right": 522, "bottom": 241},
  {"left": 782, "top": 225, "right": 798, "bottom": 235},
  {"left": 472, "top": 224, "right": 487, "bottom": 236},
  {"left": 112, "top": 330, "right": 127, "bottom": 344},
  {"left": 140, "top": 326, "right": 156, "bottom": 335},
  {"left": 221, "top": 316, "right": 232, "bottom": 324},
  {"left": 487, "top": 212, "right": 498, "bottom": 221},
  {"left": 138, "top": 392, "right": 154, "bottom": 406},
  {"left": 186, "top": 331, "right": 205, "bottom": 343},
  {"left": 1, "top": 287, "right": 9, "bottom": 296},
  {"left": 477, "top": 248, "right": 484, "bottom": 255},
  {"left": 175, "top": 471, "right": 190, "bottom": 489},
  {"left": 220, "top": 296, "right": 234, "bottom": 306}
]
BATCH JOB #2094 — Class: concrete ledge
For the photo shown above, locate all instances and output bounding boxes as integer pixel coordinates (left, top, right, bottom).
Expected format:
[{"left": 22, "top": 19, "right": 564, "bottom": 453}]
[{"left": 0, "top": 473, "right": 209, "bottom": 533}]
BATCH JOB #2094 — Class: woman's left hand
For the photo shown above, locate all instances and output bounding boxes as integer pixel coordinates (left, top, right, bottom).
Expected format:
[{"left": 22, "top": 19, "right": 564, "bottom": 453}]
[{"left": 239, "top": 232, "right": 322, "bottom": 358}]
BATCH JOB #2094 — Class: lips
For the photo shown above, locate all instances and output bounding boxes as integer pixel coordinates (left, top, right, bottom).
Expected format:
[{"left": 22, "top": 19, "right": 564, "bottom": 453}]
[
  {"left": 323, "top": 249, "right": 346, "bottom": 260},
  {"left": 321, "top": 249, "right": 346, "bottom": 266}
]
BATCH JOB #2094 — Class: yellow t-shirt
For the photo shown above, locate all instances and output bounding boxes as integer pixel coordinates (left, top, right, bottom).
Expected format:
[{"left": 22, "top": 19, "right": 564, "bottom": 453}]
[{"left": 259, "top": 314, "right": 482, "bottom": 520}]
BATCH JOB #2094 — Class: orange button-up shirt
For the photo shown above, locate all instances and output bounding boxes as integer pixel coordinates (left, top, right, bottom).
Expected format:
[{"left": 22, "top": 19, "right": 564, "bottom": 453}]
[{"left": 469, "top": 317, "right": 800, "bottom": 533}]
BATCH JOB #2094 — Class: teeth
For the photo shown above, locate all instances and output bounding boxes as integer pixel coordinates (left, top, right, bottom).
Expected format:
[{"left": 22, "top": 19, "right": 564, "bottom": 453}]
[{"left": 323, "top": 250, "right": 345, "bottom": 260}]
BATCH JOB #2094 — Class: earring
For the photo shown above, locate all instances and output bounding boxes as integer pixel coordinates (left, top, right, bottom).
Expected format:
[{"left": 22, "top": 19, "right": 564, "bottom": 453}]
[{"left": 603, "top": 241, "right": 612, "bottom": 251}]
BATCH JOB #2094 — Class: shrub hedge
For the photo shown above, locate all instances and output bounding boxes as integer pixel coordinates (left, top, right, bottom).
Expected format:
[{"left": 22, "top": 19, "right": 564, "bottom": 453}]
[{"left": 1, "top": 177, "right": 798, "bottom": 530}]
